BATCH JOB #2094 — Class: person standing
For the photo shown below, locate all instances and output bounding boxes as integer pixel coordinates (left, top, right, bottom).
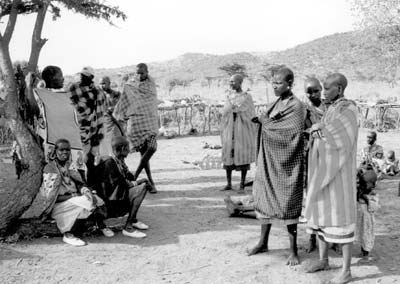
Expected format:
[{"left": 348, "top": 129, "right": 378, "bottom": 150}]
[
  {"left": 113, "top": 63, "right": 158, "bottom": 193},
  {"left": 249, "top": 67, "right": 306, "bottom": 266},
  {"left": 100, "top": 76, "right": 123, "bottom": 156},
  {"left": 220, "top": 74, "right": 256, "bottom": 192},
  {"left": 305, "top": 73, "right": 358, "bottom": 284}
]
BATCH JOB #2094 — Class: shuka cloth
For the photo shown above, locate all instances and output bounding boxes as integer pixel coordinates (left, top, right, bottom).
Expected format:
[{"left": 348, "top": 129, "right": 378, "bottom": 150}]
[
  {"left": 305, "top": 98, "right": 358, "bottom": 228},
  {"left": 253, "top": 94, "right": 306, "bottom": 220},
  {"left": 69, "top": 83, "right": 106, "bottom": 147},
  {"left": 113, "top": 77, "right": 158, "bottom": 150},
  {"left": 221, "top": 91, "right": 256, "bottom": 167}
]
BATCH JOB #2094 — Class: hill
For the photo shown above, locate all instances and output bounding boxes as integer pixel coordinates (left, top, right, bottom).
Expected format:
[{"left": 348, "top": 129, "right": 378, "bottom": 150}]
[{"left": 91, "top": 29, "right": 386, "bottom": 86}]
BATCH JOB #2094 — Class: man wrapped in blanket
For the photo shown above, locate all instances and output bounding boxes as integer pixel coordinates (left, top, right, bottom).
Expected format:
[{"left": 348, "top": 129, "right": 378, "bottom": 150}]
[
  {"left": 305, "top": 73, "right": 358, "bottom": 284},
  {"left": 249, "top": 67, "right": 306, "bottom": 266},
  {"left": 113, "top": 63, "right": 158, "bottom": 193}
]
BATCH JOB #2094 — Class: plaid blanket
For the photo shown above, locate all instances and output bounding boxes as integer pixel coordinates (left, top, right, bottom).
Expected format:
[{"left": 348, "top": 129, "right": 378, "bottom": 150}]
[
  {"left": 69, "top": 83, "right": 105, "bottom": 147},
  {"left": 221, "top": 91, "right": 256, "bottom": 166},
  {"left": 113, "top": 77, "right": 158, "bottom": 149},
  {"left": 305, "top": 98, "right": 358, "bottom": 227},
  {"left": 253, "top": 95, "right": 306, "bottom": 220}
]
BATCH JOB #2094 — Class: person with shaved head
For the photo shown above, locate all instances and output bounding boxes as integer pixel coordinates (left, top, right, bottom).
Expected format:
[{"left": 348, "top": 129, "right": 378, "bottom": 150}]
[
  {"left": 92, "top": 136, "right": 151, "bottom": 238},
  {"left": 249, "top": 66, "right": 306, "bottom": 266},
  {"left": 305, "top": 73, "right": 358, "bottom": 284},
  {"left": 220, "top": 74, "right": 256, "bottom": 192}
]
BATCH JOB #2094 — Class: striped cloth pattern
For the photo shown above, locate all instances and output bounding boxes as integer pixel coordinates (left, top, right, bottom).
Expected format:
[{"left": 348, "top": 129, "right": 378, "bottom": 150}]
[
  {"left": 253, "top": 95, "right": 306, "bottom": 220},
  {"left": 305, "top": 98, "right": 358, "bottom": 227},
  {"left": 113, "top": 77, "right": 158, "bottom": 149},
  {"left": 220, "top": 91, "right": 256, "bottom": 166}
]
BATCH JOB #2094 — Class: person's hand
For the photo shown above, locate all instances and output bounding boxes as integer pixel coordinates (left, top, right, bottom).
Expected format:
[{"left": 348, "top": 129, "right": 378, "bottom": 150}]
[
  {"left": 251, "top": 116, "right": 260, "bottom": 124},
  {"left": 310, "top": 123, "right": 323, "bottom": 139},
  {"left": 82, "top": 187, "right": 97, "bottom": 206}
]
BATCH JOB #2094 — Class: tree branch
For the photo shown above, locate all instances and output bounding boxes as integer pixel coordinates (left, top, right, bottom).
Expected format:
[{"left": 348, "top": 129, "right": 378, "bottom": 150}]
[
  {"left": 27, "top": 1, "right": 49, "bottom": 72},
  {"left": 3, "top": 0, "right": 21, "bottom": 46}
]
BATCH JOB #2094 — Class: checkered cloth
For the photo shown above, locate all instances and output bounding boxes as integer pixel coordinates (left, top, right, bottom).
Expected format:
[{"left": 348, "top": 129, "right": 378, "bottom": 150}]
[
  {"left": 113, "top": 77, "right": 158, "bottom": 149},
  {"left": 69, "top": 83, "right": 105, "bottom": 146},
  {"left": 253, "top": 95, "right": 306, "bottom": 220}
]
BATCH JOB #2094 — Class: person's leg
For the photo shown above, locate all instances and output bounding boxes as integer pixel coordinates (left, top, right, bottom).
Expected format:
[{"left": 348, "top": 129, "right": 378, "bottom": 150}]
[
  {"left": 125, "top": 184, "right": 149, "bottom": 228},
  {"left": 239, "top": 169, "right": 248, "bottom": 191},
  {"left": 286, "top": 224, "right": 300, "bottom": 265},
  {"left": 306, "top": 236, "right": 330, "bottom": 272},
  {"left": 134, "top": 140, "right": 157, "bottom": 193},
  {"left": 328, "top": 242, "right": 352, "bottom": 284},
  {"left": 248, "top": 224, "right": 271, "bottom": 255},
  {"left": 222, "top": 168, "right": 233, "bottom": 191},
  {"left": 306, "top": 234, "right": 317, "bottom": 253}
]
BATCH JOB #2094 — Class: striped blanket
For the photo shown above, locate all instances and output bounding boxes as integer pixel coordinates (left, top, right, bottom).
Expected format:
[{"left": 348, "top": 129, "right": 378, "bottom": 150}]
[
  {"left": 221, "top": 91, "right": 256, "bottom": 166},
  {"left": 253, "top": 95, "right": 306, "bottom": 220},
  {"left": 305, "top": 98, "right": 358, "bottom": 227}
]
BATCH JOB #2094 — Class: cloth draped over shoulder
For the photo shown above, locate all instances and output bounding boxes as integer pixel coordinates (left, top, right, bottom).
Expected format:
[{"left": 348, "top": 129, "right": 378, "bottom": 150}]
[
  {"left": 113, "top": 77, "right": 158, "bottom": 149},
  {"left": 305, "top": 98, "right": 358, "bottom": 227},
  {"left": 253, "top": 95, "right": 306, "bottom": 220},
  {"left": 221, "top": 91, "right": 256, "bottom": 166},
  {"left": 69, "top": 83, "right": 105, "bottom": 147},
  {"left": 304, "top": 99, "right": 326, "bottom": 125},
  {"left": 93, "top": 156, "right": 135, "bottom": 202},
  {"left": 39, "top": 160, "right": 85, "bottom": 219}
]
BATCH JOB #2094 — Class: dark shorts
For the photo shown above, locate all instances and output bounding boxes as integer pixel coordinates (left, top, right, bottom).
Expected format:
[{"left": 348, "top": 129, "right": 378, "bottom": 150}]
[
  {"left": 223, "top": 164, "right": 250, "bottom": 171},
  {"left": 133, "top": 134, "right": 157, "bottom": 153},
  {"left": 106, "top": 183, "right": 148, "bottom": 218}
]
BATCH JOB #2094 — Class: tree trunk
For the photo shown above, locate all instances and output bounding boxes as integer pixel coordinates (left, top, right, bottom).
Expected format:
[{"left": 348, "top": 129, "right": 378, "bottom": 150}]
[
  {"left": 27, "top": 2, "right": 49, "bottom": 73},
  {"left": 0, "top": 34, "right": 45, "bottom": 237}
]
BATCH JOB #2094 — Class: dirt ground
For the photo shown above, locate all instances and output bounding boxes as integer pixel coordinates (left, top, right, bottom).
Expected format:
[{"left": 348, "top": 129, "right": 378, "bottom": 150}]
[{"left": 0, "top": 128, "right": 400, "bottom": 284}]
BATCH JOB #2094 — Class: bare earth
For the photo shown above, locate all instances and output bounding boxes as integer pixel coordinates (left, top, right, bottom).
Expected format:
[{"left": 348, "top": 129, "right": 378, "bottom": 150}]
[{"left": 0, "top": 128, "right": 400, "bottom": 284}]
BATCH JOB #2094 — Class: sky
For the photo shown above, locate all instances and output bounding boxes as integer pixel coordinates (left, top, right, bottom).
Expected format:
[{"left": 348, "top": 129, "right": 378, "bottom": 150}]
[{"left": 2, "top": 0, "right": 357, "bottom": 75}]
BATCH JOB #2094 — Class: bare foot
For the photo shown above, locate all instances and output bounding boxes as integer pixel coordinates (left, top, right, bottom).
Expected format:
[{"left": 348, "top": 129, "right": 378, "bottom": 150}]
[
  {"left": 305, "top": 259, "right": 329, "bottom": 273},
  {"left": 325, "top": 270, "right": 352, "bottom": 284},
  {"left": 286, "top": 253, "right": 300, "bottom": 266},
  {"left": 220, "top": 185, "right": 232, "bottom": 191},
  {"left": 247, "top": 244, "right": 268, "bottom": 256}
]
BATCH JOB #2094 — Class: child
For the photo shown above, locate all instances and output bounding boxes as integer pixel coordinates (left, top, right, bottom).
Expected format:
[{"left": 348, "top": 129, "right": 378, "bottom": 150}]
[
  {"left": 382, "top": 150, "right": 399, "bottom": 176},
  {"left": 356, "top": 167, "right": 379, "bottom": 258}
]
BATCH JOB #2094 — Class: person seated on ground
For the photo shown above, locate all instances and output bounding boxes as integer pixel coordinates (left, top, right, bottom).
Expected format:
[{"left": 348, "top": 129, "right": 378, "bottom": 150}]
[
  {"left": 360, "top": 131, "right": 384, "bottom": 166},
  {"left": 92, "top": 136, "right": 151, "bottom": 238},
  {"left": 356, "top": 166, "right": 379, "bottom": 259},
  {"left": 381, "top": 150, "right": 400, "bottom": 176},
  {"left": 224, "top": 194, "right": 256, "bottom": 218},
  {"left": 39, "top": 138, "right": 112, "bottom": 247}
]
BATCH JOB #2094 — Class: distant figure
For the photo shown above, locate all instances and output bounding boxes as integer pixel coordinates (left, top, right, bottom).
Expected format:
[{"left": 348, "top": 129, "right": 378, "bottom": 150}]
[
  {"left": 93, "top": 136, "right": 151, "bottom": 238},
  {"left": 39, "top": 138, "right": 111, "bottom": 246},
  {"left": 361, "top": 131, "right": 384, "bottom": 164},
  {"left": 249, "top": 67, "right": 306, "bottom": 266},
  {"left": 220, "top": 74, "right": 256, "bottom": 192},
  {"left": 305, "top": 73, "right": 358, "bottom": 284},
  {"left": 10, "top": 140, "right": 23, "bottom": 179},
  {"left": 113, "top": 63, "right": 158, "bottom": 193},
  {"left": 381, "top": 150, "right": 400, "bottom": 176},
  {"left": 100, "top": 76, "right": 123, "bottom": 156},
  {"left": 69, "top": 67, "right": 106, "bottom": 182}
]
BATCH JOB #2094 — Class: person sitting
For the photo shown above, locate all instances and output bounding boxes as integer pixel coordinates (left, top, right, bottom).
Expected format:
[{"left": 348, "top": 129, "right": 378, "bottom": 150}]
[
  {"left": 381, "top": 150, "right": 400, "bottom": 176},
  {"left": 39, "top": 138, "right": 112, "bottom": 246},
  {"left": 93, "top": 136, "right": 151, "bottom": 238}
]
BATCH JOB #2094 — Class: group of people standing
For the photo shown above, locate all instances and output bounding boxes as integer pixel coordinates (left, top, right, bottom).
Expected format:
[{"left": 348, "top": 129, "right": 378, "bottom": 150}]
[
  {"left": 220, "top": 67, "right": 359, "bottom": 284},
  {"left": 25, "top": 63, "right": 159, "bottom": 246}
]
